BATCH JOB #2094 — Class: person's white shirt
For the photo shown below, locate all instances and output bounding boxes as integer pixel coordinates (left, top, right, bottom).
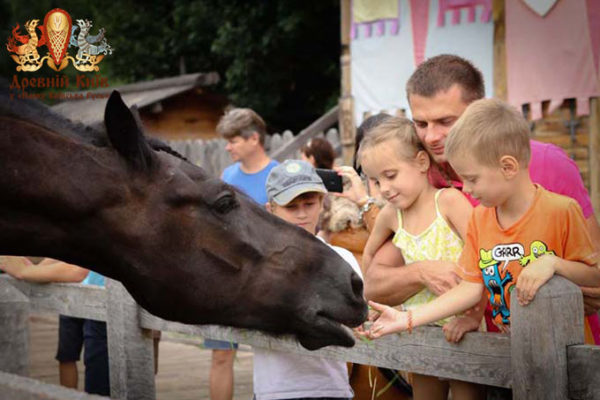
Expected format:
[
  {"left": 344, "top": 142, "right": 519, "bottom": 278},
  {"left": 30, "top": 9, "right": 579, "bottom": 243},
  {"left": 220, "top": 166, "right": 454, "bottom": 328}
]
[{"left": 252, "top": 239, "right": 362, "bottom": 400}]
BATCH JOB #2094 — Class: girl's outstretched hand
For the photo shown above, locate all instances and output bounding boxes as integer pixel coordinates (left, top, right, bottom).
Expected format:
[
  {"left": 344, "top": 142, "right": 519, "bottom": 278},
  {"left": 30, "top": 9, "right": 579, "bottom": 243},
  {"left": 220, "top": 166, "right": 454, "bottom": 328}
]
[
  {"left": 332, "top": 166, "right": 368, "bottom": 205},
  {"left": 366, "top": 300, "right": 409, "bottom": 339}
]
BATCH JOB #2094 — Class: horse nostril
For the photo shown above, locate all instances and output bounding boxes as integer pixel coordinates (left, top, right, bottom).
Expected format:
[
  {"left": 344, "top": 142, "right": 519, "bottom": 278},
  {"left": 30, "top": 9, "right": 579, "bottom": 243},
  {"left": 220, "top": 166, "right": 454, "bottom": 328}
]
[{"left": 351, "top": 272, "right": 363, "bottom": 298}]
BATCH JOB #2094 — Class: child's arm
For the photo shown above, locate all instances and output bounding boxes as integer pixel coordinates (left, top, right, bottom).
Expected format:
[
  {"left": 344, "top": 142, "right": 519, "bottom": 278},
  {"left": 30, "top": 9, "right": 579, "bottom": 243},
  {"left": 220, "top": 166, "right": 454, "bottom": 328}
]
[
  {"left": 439, "top": 188, "right": 473, "bottom": 241},
  {"left": 517, "top": 254, "right": 600, "bottom": 306},
  {"left": 367, "top": 280, "right": 484, "bottom": 338},
  {"left": 437, "top": 188, "right": 482, "bottom": 342},
  {"left": 362, "top": 204, "right": 396, "bottom": 273}
]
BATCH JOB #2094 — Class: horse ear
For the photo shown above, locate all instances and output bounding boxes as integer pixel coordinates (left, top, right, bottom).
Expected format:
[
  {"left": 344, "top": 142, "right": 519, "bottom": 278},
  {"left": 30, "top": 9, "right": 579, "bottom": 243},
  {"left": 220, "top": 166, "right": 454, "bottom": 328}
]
[{"left": 104, "top": 90, "right": 155, "bottom": 170}]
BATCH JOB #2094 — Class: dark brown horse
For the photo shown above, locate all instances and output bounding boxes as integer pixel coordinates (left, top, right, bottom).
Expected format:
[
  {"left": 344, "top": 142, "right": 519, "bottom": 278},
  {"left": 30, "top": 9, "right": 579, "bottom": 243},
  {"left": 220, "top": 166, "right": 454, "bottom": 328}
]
[{"left": 0, "top": 88, "right": 367, "bottom": 350}]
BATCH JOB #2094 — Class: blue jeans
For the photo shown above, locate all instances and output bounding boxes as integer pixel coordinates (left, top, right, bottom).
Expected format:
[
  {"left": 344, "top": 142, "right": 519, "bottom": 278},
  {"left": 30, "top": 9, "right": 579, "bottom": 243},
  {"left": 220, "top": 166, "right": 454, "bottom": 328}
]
[{"left": 83, "top": 320, "right": 110, "bottom": 396}]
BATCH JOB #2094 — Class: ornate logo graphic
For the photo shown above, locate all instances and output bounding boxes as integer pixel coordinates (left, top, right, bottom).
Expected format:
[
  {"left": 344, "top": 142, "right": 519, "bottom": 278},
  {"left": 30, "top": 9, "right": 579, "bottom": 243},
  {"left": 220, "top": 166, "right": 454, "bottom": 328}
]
[{"left": 6, "top": 8, "right": 113, "bottom": 72}]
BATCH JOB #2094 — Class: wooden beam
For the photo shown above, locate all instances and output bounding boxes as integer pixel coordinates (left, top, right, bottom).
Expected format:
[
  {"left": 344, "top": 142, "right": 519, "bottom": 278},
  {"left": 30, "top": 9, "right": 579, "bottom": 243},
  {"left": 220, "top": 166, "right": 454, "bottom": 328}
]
[
  {"left": 493, "top": 0, "right": 507, "bottom": 100},
  {"left": 339, "top": 0, "right": 356, "bottom": 165},
  {"left": 568, "top": 344, "right": 600, "bottom": 399},
  {"left": 510, "top": 276, "right": 584, "bottom": 400},
  {"left": 0, "top": 372, "right": 106, "bottom": 400},
  {"left": 5, "top": 277, "right": 106, "bottom": 321},
  {"left": 0, "top": 279, "right": 29, "bottom": 375},
  {"left": 140, "top": 310, "right": 511, "bottom": 388},
  {"left": 270, "top": 105, "right": 339, "bottom": 162},
  {"left": 106, "top": 279, "right": 155, "bottom": 400},
  {"left": 590, "top": 98, "right": 600, "bottom": 220}
]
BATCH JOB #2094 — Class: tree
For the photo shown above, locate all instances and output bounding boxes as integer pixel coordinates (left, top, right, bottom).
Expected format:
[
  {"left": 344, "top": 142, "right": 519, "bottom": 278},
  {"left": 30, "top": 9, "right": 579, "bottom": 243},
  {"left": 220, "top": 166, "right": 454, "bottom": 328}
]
[{"left": 2, "top": 0, "right": 341, "bottom": 132}]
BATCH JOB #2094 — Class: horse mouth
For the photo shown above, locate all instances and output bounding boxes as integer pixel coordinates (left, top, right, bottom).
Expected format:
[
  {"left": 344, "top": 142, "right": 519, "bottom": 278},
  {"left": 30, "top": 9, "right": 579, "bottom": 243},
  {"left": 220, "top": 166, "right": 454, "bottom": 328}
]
[{"left": 296, "top": 312, "right": 358, "bottom": 350}]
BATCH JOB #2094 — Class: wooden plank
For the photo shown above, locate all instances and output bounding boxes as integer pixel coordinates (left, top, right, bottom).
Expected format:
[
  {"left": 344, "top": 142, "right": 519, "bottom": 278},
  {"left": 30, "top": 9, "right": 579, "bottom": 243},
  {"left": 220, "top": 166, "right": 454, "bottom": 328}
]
[
  {"left": 270, "top": 105, "right": 339, "bottom": 162},
  {"left": 140, "top": 310, "right": 511, "bottom": 388},
  {"left": 568, "top": 344, "right": 600, "bottom": 400},
  {"left": 0, "top": 371, "right": 106, "bottom": 400},
  {"left": 341, "top": 0, "right": 351, "bottom": 47},
  {"left": 106, "top": 279, "right": 155, "bottom": 400},
  {"left": 590, "top": 98, "right": 600, "bottom": 219},
  {"left": 510, "top": 276, "right": 584, "bottom": 400},
  {"left": 493, "top": 0, "right": 506, "bottom": 101},
  {"left": 339, "top": 95, "right": 356, "bottom": 165},
  {"left": 0, "top": 278, "right": 30, "bottom": 375},
  {"left": 2, "top": 276, "right": 107, "bottom": 321}
]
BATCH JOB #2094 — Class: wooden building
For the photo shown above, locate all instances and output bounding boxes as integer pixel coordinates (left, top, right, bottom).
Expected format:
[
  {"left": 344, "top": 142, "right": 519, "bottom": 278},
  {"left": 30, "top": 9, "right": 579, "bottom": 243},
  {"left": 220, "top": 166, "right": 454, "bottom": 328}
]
[
  {"left": 52, "top": 72, "right": 227, "bottom": 140},
  {"left": 338, "top": 0, "right": 600, "bottom": 218}
]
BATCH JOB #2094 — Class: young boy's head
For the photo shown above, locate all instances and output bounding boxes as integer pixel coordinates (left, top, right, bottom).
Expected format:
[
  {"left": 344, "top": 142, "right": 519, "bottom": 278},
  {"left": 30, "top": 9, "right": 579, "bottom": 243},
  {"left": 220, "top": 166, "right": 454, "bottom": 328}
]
[
  {"left": 445, "top": 98, "right": 531, "bottom": 206},
  {"left": 217, "top": 108, "right": 267, "bottom": 162},
  {"left": 265, "top": 160, "right": 327, "bottom": 234}
]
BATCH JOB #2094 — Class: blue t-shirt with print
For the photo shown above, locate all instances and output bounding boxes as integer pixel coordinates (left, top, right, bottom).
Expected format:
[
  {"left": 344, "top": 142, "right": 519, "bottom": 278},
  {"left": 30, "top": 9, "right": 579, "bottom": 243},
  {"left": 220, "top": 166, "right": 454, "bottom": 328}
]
[{"left": 222, "top": 160, "right": 278, "bottom": 204}]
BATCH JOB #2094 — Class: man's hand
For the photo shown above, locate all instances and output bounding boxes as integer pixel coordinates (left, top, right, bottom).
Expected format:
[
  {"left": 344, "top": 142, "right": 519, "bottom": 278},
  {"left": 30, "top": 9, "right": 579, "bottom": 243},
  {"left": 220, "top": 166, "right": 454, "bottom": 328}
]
[
  {"left": 442, "top": 316, "right": 481, "bottom": 343},
  {"left": 419, "top": 260, "right": 461, "bottom": 296},
  {"left": 581, "top": 286, "right": 600, "bottom": 315}
]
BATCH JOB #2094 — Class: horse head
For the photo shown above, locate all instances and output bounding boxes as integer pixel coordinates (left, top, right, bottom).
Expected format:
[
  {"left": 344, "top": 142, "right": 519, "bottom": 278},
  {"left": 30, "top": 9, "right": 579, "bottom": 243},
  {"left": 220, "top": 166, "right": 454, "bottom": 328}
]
[{"left": 0, "top": 89, "right": 367, "bottom": 350}]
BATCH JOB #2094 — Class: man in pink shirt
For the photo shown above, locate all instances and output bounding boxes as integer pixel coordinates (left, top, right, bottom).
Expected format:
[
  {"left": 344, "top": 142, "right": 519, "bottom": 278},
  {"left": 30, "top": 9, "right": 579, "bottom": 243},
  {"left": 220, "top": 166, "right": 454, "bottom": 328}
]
[{"left": 364, "top": 54, "right": 600, "bottom": 336}]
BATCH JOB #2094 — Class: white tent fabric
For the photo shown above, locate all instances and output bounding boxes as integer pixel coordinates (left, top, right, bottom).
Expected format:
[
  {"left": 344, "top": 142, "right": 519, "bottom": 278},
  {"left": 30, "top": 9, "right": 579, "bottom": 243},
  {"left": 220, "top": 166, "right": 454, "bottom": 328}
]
[{"left": 351, "top": 0, "right": 494, "bottom": 125}]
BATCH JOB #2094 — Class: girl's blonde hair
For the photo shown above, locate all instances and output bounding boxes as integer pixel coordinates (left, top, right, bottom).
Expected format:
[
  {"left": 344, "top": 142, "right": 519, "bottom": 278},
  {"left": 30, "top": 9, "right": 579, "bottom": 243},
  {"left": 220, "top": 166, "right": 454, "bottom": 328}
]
[{"left": 357, "top": 116, "right": 425, "bottom": 166}]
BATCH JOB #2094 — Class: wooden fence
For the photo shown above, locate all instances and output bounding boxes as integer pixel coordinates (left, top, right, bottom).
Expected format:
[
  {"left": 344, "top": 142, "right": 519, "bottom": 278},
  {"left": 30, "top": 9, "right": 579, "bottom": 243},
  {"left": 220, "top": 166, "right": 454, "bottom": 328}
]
[
  {"left": 1, "top": 274, "right": 599, "bottom": 400},
  {"left": 167, "top": 124, "right": 342, "bottom": 178}
]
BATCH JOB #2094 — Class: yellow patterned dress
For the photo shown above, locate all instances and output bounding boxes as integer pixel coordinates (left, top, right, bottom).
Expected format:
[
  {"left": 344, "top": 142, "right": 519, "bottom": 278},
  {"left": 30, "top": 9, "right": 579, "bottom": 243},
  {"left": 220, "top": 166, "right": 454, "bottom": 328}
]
[{"left": 392, "top": 189, "right": 463, "bottom": 326}]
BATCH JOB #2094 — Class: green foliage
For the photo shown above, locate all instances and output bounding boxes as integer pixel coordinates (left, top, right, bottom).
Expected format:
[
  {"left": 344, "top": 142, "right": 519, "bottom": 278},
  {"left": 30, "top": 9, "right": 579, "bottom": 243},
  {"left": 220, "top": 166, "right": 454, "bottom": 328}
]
[{"left": 2, "top": 0, "right": 340, "bottom": 131}]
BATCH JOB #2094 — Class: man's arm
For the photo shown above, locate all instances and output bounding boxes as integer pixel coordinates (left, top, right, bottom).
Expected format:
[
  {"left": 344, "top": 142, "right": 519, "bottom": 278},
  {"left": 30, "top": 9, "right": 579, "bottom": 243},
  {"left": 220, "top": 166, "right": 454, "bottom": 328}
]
[
  {"left": 1, "top": 258, "right": 89, "bottom": 283},
  {"left": 364, "top": 240, "right": 460, "bottom": 306},
  {"left": 581, "top": 215, "right": 600, "bottom": 314}
]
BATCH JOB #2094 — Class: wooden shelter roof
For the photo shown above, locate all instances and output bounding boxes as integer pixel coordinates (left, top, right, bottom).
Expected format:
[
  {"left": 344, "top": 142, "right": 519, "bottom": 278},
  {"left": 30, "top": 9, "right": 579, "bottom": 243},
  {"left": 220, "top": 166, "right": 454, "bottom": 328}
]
[{"left": 51, "top": 72, "right": 220, "bottom": 128}]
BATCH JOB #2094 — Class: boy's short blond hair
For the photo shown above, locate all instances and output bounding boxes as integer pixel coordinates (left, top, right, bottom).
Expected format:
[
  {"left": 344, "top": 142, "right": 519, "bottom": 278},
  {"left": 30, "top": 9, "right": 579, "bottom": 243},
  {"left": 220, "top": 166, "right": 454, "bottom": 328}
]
[
  {"left": 216, "top": 108, "right": 267, "bottom": 146},
  {"left": 445, "top": 98, "right": 531, "bottom": 167},
  {"left": 357, "top": 116, "right": 424, "bottom": 165}
]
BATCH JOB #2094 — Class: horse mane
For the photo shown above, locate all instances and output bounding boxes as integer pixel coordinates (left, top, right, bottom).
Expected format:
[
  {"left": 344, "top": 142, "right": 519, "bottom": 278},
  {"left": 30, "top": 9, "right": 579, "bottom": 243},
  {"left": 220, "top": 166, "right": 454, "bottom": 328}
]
[{"left": 1, "top": 81, "right": 188, "bottom": 162}]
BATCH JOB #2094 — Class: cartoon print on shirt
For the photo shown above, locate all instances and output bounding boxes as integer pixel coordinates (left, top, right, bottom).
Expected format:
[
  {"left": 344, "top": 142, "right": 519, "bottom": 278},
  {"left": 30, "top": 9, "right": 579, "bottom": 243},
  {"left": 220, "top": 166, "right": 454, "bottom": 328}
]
[
  {"left": 479, "top": 248, "right": 514, "bottom": 325},
  {"left": 519, "top": 240, "right": 555, "bottom": 266}
]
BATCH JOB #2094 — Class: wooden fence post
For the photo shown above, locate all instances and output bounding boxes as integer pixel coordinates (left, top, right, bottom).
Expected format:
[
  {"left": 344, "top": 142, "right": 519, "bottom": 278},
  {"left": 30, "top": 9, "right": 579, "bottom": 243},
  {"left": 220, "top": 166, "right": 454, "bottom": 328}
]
[
  {"left": 106, "top": 279, "right": 155, "bottom": 400},
  {"left": 0, "top": 278, "right": 30, "bottom": 375},
  {"left": 510, "top": 276, "right": 584, "bottom": 399}
]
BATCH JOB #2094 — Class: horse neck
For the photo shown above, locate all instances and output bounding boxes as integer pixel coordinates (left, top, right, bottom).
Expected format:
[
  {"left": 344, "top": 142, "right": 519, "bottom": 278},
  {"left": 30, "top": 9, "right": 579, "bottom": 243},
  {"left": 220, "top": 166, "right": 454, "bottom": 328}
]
[{"left": 0, "top": 118, "right": 126, "bottom": 257}]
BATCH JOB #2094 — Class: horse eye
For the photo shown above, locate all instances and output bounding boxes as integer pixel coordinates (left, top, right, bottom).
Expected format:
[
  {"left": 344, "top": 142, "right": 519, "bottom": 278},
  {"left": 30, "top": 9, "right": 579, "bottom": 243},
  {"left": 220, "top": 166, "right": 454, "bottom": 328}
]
[{"left": 212, "top": 191, "right": 238, "bottom": 214}]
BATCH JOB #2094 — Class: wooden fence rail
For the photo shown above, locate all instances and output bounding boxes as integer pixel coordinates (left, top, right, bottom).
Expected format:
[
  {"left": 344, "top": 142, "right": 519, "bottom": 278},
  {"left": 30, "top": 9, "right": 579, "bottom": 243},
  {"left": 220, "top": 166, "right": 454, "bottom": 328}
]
[
  {"left": 167, "top": 125, "right": 342, "bottom": 178},
  {"left": 0, "top": 274, "right": 598, "bottom": 400}
]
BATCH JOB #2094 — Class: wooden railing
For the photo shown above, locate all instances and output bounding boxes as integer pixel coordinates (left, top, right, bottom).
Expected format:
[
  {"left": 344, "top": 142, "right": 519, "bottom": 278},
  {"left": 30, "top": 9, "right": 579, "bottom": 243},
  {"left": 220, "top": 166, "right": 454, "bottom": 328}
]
[
  {"left": 1, "top": 274, "right": 599, "bottom": 399},
  {"left": 270, "top": 105, "right": 339, "bottom": 162}
]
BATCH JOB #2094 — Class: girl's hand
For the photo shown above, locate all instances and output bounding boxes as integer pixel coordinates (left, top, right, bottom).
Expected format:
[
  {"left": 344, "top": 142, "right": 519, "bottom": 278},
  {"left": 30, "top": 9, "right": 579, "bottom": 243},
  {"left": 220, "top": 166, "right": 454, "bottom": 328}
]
[
  {"left": 366, "top": 300, "right": 408, "bottom": 339},
  {"left": 332, "top": 166, "right": 368, "bottom": 205},
  {"left": 516, "top": 254, "right": 557, "bottom": 306},
  {"left": 442, "top": 316, "right": 480, "bottom": 343}
]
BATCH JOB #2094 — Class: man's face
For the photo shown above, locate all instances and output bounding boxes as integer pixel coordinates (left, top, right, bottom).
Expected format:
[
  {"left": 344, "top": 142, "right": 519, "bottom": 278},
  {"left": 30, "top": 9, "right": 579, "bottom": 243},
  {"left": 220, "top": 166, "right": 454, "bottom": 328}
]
[
  {"left": 269, "top": 192, "right": 323, "bottom": 234},
  {"left": 409, "top": 84, "right": 470, "bottom": 164},
  {"left": 225, "top": 133, "right": 258, "bottom": 163},
  {"left": 449, "top": 154, "right": 510, "bottom": 208}
]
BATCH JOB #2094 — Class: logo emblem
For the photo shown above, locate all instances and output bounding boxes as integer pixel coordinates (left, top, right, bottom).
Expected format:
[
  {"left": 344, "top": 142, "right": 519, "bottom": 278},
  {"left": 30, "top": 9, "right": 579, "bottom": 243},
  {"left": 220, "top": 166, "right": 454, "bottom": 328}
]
[
  {"left": 6, "top": 8, "right": 113, "bottom": 72},
  {"left": 44, "top": 9, "right": 71, "bottom": 70}
]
